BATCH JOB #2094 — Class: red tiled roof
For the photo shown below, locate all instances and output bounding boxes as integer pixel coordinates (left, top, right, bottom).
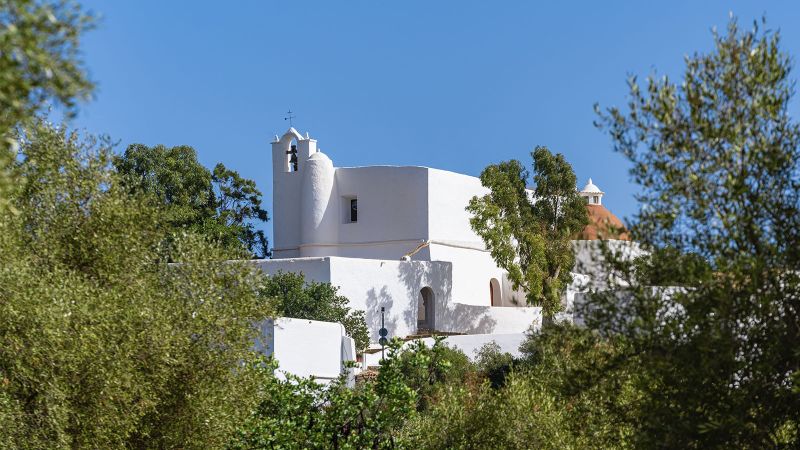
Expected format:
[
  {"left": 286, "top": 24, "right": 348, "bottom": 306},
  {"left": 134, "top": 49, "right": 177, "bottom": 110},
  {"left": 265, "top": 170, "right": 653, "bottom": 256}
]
[{"left": 577, "top": 204, "right": 629, "bottom": 241}]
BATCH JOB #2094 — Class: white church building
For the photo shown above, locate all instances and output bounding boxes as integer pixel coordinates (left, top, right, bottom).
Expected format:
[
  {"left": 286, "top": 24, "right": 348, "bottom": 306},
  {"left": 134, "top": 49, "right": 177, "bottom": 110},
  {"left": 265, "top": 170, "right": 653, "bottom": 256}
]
[{"left": 257, "top": 127, "right": 634, "bottom": 350}]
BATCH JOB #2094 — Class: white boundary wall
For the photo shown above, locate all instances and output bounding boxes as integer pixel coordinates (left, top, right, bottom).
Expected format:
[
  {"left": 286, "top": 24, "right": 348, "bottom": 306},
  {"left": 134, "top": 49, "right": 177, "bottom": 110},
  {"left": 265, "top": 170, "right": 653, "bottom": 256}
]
[{"left": 363, "top": 332, "right": 530, "bottom": 367}]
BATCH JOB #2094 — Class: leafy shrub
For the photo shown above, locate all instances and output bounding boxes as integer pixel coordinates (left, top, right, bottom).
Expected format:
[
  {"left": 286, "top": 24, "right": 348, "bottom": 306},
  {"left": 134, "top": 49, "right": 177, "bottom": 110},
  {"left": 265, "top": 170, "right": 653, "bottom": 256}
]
[
  {"left": 262, "top": 271, "right": 370, "bottom": 352},
  {"left": 231, "top": 341, "right": 419, "bottom": 449},
  {"left": 393, "top": 338, "right": 472, "bottom": 411},
  {"left": 474, "top": 342, "right": 516, "bottom": 388},
  {"left": 399, "top": 373, "right": 586, "bottom": 449}
]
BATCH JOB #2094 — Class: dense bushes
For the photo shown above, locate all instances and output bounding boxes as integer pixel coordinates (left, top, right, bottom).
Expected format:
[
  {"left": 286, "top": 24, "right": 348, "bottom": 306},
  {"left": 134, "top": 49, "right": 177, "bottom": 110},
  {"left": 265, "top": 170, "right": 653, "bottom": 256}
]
[
  {"left": 230, "top": 332, "right": 634, "bottom": 449},
  {"left": 230, "top": 342, "right": 419, "bottom": 449},
  {"left": 474, "top": 341, "right": 516, "bottom": 388},
  {"left": 399, "top": 375, "right": 581, "bottom": 449},
  {"left": 0, "top": 122, "right": 273, "bottom": 448}
]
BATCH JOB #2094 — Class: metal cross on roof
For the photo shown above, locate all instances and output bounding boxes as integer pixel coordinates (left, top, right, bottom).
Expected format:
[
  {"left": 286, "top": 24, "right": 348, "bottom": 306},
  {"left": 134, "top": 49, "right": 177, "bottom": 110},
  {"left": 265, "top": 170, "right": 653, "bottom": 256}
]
[{"left": 284, "top": 109, "right": 296, "bottom": 127}]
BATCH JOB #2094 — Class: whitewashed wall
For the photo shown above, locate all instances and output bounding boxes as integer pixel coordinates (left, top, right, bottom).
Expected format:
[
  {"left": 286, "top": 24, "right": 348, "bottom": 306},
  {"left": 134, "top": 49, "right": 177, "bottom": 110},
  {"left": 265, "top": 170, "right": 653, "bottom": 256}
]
[
  {"left": 256, "top": 257, "right": 542, "bottom": 344},
  {"left": 255, "top": 317, "right": 357, "bottom": 386},
  {"left": 271, "top": 128, "right": 312, "bottom": 259},
  {"left": 267, "top": 137, "right": 544, "bottom": 344},
  {"left": 256, "top": 257, "right": 449, "bottom": 341},
  {"left": 273, "top": 141, "right": 501, "bottom": 265},
  {"left": 300, "top": 152, "right": 338, "bottom": 256},
  {"left": 429, "top": 243, "right": 504, "bottom": 307},
  {"left": 572, "top": 240, "right": 646, "bottom": 290},
  {"left": 329, "top": 258, "right": 451, "bottom": 341},
  {"left": 426, "top": 168, "right": 510, "bottom": 306},
  {"left": 275, "top": 160, "right": 519, "bottom": 309},
  {"left": 426, "top": 168, "right": 487, "bottom": 244},
  {"left": 330, "top": 256, "right": 542, "bottom": 339},
  {"left": 438, "top": 303, "right": 541, "bottom": 335},
  {"left": 256, "top": 257, "right": 331, "bottom": 283},
  {"left": 334, "top": 166, "right": 429, "bottom": 259}
]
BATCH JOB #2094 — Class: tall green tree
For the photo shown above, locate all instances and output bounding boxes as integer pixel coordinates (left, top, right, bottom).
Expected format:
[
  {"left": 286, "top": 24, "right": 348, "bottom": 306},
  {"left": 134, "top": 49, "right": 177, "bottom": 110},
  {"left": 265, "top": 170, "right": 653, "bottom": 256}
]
[
  {"left": 588, "top": 17, "right": 800, "bottom": 447},
  {"left": 0, "top": 121, "right": 272, "bottom": 448},
  {"left": 0, "top": 0, "right": 94, "bottom": 206},
  {"left": 467, "top": 147, "right": 588, "bottom": 317},
  {"left": 115, "top": 143, "right": 270, "bottom": 258}
]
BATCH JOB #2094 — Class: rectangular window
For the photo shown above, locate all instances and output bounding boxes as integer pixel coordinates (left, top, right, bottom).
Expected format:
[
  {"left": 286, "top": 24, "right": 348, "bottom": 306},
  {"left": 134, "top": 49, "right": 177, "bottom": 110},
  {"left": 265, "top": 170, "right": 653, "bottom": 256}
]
[
  {"left": 342, "top": 196, "right": 358, "bottom": 223},
  {"left": 350, "top": 198, "right": 358, "bottom": 222}
]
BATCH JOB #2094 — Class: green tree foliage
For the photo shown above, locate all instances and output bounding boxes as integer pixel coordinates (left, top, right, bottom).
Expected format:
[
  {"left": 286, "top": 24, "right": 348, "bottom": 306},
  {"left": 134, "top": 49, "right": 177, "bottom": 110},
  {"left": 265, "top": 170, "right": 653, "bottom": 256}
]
[
  {"left": 231, "top": 332, "right": 628, "bottom": 449},
  {"left": 473, "top": 342, "right": 516, "bottom": 389},
  {"left": 467, "top": 147, "right": 588, "bottom": 316},
  {"left": 114, "top": 143, "right": 270, "bottom": 258},
  {"left": 0, "top": 0, "right": 93, "bottom": 135},
  {"left": 212, "top": 162, "right": 270, "bottom": 256},
  {"left": 392, "top": 337, "right": 471, "bottom": 411},
  {"left": 262, "top": 271, "right": 370, "bottom": 353},
  {"left": 587, "top": 17, "right": 800, "bottom": 447},
  {"left": 398, "top": 328, "right": 634, "bottom": 449},
  {"left": 230, "top": 340, "right": 422, "bottom": 449},
  {"left": 0, "top": 121, "right": 272, "bottom": 448},
  {"left": 0, "top": 0, "right": 94, "bottom": 206},
  {"left": 630, "top": 246, "right": 713, "bottom": 287},
  {"left": 399, "top": 327, "right": 640, "bottom": 449},
  {"left": 517, "top": 325, "right": 639, "bottom": 447},
  {"left": 399, "top": 375, "right": 585, "bottom": 450}
]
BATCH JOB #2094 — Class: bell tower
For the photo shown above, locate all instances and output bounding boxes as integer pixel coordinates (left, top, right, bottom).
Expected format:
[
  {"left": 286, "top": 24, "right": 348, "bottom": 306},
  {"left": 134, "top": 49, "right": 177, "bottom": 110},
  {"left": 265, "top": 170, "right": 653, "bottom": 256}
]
[{"left": 271, "top": 128, "right": 317, "bottom": 258}]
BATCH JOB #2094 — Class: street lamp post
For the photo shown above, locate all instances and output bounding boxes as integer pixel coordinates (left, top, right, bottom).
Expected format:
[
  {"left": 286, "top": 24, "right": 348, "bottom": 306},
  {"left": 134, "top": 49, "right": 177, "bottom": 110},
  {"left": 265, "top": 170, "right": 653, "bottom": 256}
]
[{"left": 378, "top": 307, "right": 388, "bottom": 361}]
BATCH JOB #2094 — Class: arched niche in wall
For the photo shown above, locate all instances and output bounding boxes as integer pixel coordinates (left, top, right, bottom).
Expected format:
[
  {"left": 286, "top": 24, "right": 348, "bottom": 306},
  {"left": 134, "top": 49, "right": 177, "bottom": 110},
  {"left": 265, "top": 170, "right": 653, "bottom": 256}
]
[
  {"left": 417, "top": 287, "right": 435, "bottom": 332},
  {"left": 490, "top": 278, "right": 501, "bottom": 306}
]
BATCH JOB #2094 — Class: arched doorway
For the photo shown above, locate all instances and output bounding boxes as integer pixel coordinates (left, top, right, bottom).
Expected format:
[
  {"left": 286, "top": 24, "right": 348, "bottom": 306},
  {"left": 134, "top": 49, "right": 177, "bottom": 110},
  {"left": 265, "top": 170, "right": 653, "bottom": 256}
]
[
  {"left": 417, "top": 287, "right": 435, "bottom": 333},
  {"left": 490, "top": 278, "right": 501, "bottom": 306}
]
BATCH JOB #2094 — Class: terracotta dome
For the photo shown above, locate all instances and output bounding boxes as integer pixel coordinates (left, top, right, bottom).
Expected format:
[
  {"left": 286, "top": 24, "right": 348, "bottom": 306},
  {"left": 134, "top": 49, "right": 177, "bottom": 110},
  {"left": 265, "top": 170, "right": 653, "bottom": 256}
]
[{"left": 577, "top": 204, "right": 629, "bottom": 241}]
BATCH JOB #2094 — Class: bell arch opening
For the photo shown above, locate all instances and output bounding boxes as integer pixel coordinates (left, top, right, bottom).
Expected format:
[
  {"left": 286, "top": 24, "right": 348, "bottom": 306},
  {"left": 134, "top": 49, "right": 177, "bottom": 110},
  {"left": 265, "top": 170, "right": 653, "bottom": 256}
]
[{"left": 286, "top": 139, "right": 299, "bottom": 172}]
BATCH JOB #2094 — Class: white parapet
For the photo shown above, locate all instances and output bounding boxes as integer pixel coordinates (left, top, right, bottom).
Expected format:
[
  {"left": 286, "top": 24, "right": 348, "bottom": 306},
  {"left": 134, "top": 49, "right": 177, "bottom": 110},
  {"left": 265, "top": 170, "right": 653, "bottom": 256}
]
[{"left": 255, "top": 317, "right": 358, "bottom": 386}]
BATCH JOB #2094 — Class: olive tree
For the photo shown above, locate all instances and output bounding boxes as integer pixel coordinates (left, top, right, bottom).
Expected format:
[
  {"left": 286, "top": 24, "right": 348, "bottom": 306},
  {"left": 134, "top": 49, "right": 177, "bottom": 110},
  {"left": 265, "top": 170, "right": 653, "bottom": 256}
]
[
  {"left": 0, "top": 0, "right": 94, "bottom": 206},
  {"left": 589, "top": 17, "right": 800, "bottom": 447},
  {"left": 0, "top": 121, "right": 272, "bottom": 448}
]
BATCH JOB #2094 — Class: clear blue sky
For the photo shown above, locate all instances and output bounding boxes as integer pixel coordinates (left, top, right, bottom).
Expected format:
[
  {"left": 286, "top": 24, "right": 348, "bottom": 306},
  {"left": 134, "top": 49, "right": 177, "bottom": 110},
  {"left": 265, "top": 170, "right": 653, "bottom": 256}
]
[{"left": 71, "top": 1, "right": 800, "bottom": 246}]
